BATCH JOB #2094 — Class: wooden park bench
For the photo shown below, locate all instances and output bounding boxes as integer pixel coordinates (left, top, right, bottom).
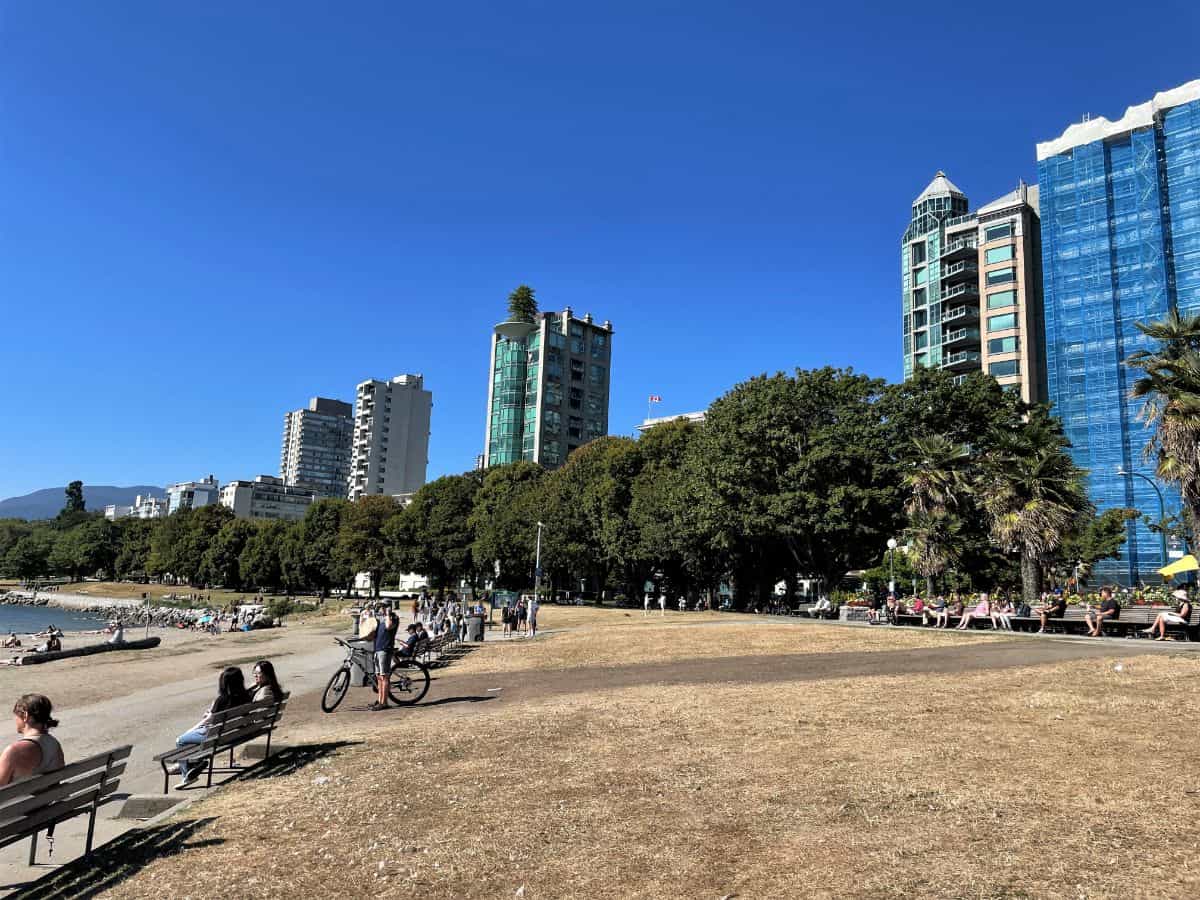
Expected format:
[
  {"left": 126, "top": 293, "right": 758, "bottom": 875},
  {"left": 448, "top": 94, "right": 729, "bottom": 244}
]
[
  {"left": 0, "top": 745, "right": 132, "bottom": 865},
  {"left": 153, "top": 694, "right": 288, "bottom": 794}
]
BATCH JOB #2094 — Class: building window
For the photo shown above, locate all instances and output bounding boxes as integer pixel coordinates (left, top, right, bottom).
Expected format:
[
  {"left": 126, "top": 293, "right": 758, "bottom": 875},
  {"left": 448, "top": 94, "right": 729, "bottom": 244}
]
[
  {"left": 548, "top": 331, "right": 565, "bottom": 349},
  {"left": 544, "top": 382, "right": 562, "bottom": 406},
  {"left": 569, "top": 387, "right": 583, "bottom": 409},
  {"left": 913, "top": 287, "right": 926, "bottom": 308},
  {"left": 914, "top": 268, "right": 928, "bottom": 286},
  {"left": 987, "top": 290, "right": 1017, "bottom": 309},
  {"left": 570, "top": 359, "right": 584, "bottom": 381},
  {"left": 571, "top": 337, "right": 585, "bottom": 354},
  {"left": 988, "top": 336, "right": 1019, "bottom": 354},
  {"left": 989, "top": 359, "right": 1020, "bottom": 377},
  {"left": 986, "top": 267, "right": 1016, "bottom": 286},
  {"left": 985, "top": 245, "right": 1014, "bottom": 265},
  {"left": 589, "top": 364, "right": 605, "bottom": 386},
  {"left": 568, "top": 417, "right": 582, "bottom": 439},
  {"left": 911, "top": 242, "right": 926, "bottom": 266},
  {"left": 985, "top": 223, "right": 1013, "bottom": 242},
  {"left": 591, "top": 333, "right": 607, "bottom": 358},
  {"left": 987, "top": 313, "right": 1017, "bottom": 332}
]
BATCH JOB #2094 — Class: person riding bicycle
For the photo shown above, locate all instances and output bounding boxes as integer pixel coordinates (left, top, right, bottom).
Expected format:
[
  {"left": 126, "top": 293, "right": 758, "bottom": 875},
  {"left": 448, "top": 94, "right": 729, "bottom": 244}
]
[{"left": 360, "top": 603, "right": 399, "bottom": 711}]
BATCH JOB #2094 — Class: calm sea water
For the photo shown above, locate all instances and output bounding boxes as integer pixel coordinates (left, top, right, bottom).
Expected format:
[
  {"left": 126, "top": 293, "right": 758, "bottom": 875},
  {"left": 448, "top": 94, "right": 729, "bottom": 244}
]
[{"left": 0, "top": 605, "right": 109, "bottom": 635}]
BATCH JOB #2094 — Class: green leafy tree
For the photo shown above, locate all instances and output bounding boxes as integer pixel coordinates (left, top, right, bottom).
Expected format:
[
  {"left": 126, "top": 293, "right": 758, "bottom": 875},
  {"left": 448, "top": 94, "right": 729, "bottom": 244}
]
[
  {"left": 392, "top": 473, "right": 482, "bottom": 595},
  {"left": 469, "top": 462, "right": 545, "bottom": 590},
  {"left": 64, "top": 481, "right": 86, "bottom": 514},
  {"left": 201, "top": 518, "right": 257, "bottom": 588},
  {"left": 297, "top": 499, "right": 353, "bottom": 596},
  {"left": 1056, "top": 508, "right": 1137, "bottom": 586},
  {"left": 507, "top": 284, "right": 538, "bottom": 323},
  {"left": 4, "top": 533, "right": 53, "bottom": 581},
  {"left": 902, "top": 435, "right": 972, "bottom": 595},
  {"left": 338, "top": 495, "right": 402, "bottom": 597},
  {"left": 112, "top": 518, "right": 155, "bottom": 580},
  {"left": 239, "top": 520, "right": 289, "bottom": 591}
]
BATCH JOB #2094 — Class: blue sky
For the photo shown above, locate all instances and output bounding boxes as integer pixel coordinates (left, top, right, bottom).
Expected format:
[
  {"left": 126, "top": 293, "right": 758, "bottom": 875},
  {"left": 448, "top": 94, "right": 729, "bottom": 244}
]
[{"left": 1, "top": 1, "right": 1198, "bottom": 501}]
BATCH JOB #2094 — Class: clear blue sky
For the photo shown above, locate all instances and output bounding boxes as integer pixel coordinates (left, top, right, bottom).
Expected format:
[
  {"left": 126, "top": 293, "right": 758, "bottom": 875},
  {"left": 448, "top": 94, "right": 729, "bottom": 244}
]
[{"left": 2, "top": 1, "right": 1197, "bottom": 501}]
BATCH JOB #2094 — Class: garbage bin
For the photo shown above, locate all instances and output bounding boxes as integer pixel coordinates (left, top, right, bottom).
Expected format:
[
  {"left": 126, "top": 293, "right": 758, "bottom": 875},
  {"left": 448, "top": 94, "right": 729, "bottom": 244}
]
[{"left": 467, "top": 615, "right": 485, "bottom": 642}]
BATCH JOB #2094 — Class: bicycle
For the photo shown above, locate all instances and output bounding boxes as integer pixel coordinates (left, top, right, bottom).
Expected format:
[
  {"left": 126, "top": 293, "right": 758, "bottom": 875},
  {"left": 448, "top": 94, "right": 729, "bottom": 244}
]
[{"left": 321, "top": 637, "right": 430, "bottom": 713}]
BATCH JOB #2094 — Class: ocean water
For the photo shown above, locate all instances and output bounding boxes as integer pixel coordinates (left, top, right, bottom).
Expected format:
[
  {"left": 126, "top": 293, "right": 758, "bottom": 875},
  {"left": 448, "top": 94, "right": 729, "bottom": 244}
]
[{"left": 0, "top": 605, "right": 110, "bottom": 636}]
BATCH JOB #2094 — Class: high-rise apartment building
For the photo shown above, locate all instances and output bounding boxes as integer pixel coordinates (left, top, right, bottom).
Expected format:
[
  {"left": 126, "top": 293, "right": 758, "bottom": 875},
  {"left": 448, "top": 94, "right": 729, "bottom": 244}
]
[
  {"left": 902, "top": 173, "right": 1046, "bottom": 403},
  {"left": 1037, "top": 79, "right": 1200, "bottom": 584},
  {"left": 347, "top": 375, "right": 432, "bottom": 500},
  {"left": 281, "top": 397, "right": 353, "bottom": 499},
  {"left": 484, "top": 306, "right": 613, "bottom": 468}
]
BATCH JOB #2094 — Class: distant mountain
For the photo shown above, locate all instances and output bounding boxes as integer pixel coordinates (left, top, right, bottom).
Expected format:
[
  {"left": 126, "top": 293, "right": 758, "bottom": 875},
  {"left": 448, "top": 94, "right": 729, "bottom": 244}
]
[{"left": 0, "top": 486, "right": 164, "bottom": 521}]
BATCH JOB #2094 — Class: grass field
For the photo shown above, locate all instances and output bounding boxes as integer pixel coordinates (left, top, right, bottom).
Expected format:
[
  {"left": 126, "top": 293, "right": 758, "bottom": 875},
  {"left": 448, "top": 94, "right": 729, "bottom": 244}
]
[{"left": 58, "top": 609, "right": 1200, "bottom": 898}]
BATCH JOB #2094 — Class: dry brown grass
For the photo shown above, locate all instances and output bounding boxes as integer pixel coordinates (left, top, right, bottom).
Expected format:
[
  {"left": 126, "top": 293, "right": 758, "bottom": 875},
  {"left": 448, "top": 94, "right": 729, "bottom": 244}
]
[
  {"left": 456, "top": 607, "right": 1012, "bottom": 675},
  {"left": 97, "top": 632, "right": 1200, "bottom": 899}
]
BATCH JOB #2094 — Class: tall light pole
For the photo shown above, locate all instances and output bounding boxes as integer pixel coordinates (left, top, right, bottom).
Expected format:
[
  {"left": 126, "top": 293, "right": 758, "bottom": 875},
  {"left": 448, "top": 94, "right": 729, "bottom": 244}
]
[
  {"left": 1116, "top": 466, "right": 1169, "bottom": 568},
  {"left": 886, "top": 537, "right": 898, "bottom": 594},
  {"left": 534, "top": 521, "right": 545, "bottom": 601}
]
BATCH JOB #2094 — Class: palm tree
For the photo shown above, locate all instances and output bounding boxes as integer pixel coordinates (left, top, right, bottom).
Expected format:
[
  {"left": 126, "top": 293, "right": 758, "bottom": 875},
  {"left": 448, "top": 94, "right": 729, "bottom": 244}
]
[
  {"left": 981, "top": 410, "right": 1089, "bottom": 605},
  {"left": 902, "top": 435, "right": 972, "bottom": 595},
  {"left": 1127, "top": 309, "right": 1200, "bottom": 528}
]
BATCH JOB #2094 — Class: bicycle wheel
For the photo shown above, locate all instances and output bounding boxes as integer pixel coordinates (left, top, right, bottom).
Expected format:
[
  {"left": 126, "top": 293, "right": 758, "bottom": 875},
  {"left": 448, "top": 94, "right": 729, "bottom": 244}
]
[
  {"left": 389, "top": 659, "right": 430, "bottom": 705},
  {"left": 321, "top": 666, "right": 351, "bottom": 713}
]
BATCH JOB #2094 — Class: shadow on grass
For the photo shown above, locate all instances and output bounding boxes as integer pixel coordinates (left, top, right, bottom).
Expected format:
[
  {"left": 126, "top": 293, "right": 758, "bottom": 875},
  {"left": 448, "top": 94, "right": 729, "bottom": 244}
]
[
  {"left": 418, "top": 695, "right": 496, "bottom": 708},
  {"left": 6, "top": 817, "right": 221, "bottom": 900},
  {"left": 427, "top": 643, "right": 479, "bottom": 668},
  {"left": 237, "top": 740, "right": 362, "bottom": 783}
]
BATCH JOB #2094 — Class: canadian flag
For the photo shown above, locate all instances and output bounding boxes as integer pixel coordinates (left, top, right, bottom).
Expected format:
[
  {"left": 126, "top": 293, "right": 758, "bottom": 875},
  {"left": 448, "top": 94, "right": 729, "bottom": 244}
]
[{"left": 648, "top": 395, "right": 662, "bottom": 403}]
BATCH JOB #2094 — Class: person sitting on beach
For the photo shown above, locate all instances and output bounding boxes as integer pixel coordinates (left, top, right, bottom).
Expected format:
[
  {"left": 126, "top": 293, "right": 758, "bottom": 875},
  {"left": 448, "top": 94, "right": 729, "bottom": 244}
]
[
  {"left": 957, "top": 593, "right": 991, "bottom": 630},
  {"left": 1085, "top": 587, "right": 1120, "bottom": 637},
  {"left": 1033, "top": 593, "right": 1068, "bottom": 634},
  {"left": 1, "top": 633, "right": 19, "bottom": 649},
  {"left": 106, "top": 621, "right": 126, "bottom": 645},
  {"left": 250, "top": 660, "right": 285, "bottom": 703},
  {"left": 1141, "top": 588, "right": 1192, "bottom": 641},
  {"left": 173, "top": 667, "right": 251, "bottom": 787},
  {"left": 0, "top": 694, "right": 65, "bottom": 786}
]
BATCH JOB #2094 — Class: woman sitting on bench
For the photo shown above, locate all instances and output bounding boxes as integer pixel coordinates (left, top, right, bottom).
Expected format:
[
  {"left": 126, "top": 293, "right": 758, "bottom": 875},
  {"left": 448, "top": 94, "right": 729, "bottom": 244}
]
[
  {"left": 173, "top": 667, "right": 251, "bottom": 787},
  {"left": 0, "top": 694, "right": 65, "bottom": 786},
  {"left": 1034, "top": 593, "right": 1067, "bottom": 633},
  {"left": 1142, "top": 589, "right": 1192, "bottom": 641},
  {"left": 957, "top": 593, "right": 990, "bottom": 630}
]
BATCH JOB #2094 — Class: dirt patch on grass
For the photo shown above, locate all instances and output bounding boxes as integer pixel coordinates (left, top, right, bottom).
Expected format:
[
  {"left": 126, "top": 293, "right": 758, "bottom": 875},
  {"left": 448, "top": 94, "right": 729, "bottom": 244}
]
[{"left": 97, "top": 644, "right": 1200, "bottom": 899}]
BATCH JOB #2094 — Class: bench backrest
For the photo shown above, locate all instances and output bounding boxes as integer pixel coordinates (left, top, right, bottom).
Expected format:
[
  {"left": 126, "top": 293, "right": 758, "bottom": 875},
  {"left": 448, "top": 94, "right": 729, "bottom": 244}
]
[
  {"left": 0, "top": 745, "right": 132, "bottom": 850},
  {"left": 206, "top": 693, "right": 289, "bottom": 747}
]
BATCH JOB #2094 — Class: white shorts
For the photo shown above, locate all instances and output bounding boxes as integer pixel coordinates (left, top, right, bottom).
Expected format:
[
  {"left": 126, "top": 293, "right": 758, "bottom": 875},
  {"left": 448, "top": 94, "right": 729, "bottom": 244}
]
[{"left": 1163, "top": 613, "right": 1186, "bottom": 625}]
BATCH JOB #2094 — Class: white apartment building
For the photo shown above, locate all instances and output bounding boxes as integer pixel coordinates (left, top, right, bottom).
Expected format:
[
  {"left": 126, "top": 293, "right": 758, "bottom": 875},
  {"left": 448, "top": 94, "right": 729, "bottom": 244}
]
[
  {"left": 104, "top": 493, "right": 170, "bottom": 520},
  {"left": 165, "top": 477, "right": 220, "bottom": 514},
  {"left": 220, "top": 475, "right": 314, "bottom": 521},
  {"left": 280, "top": 397, "right": 354, "bottom": 499},
  {"left": 103, "top": 504, "right": 133, "bottom": 520},
  {"left": 348, "top": 375, "right": 432, "bottom": 500}
]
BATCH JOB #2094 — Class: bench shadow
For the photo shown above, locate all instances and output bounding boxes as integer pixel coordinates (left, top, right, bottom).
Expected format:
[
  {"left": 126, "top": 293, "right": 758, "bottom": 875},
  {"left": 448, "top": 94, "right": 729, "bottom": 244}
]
[
  {"left": 7, "top": 816, "right": 221, "bottom": 900},
  {"left": 236, "top": 739, "right": 361, "bottom": 783},
  {"left": 428, "top": 643, "right": 479, "bottom": 668},
  {"left": 418, "top": 694, "right": 496, "bottom": 708}
]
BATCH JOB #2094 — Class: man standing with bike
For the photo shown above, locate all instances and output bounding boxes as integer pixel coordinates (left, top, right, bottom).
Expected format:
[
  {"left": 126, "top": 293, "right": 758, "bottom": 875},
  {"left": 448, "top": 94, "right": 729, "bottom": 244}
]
[{"left": 364, "top": 603, "right": 399, "bottom": 711}]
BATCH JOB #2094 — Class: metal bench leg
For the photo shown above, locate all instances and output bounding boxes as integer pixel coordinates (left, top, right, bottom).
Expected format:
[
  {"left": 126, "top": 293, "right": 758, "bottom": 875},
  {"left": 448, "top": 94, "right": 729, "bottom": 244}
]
[
  {"left": 28, "top": 831, "right": 37, "bottom": 866},
  {"left": 229, "top": 746, "right": 236, "bottom": 768},
  {"left": 86, "top": 804, "right": 97, "bottom": 855},
  {"left": 265, "top": 728, "right": 273, "bottom": 760}
]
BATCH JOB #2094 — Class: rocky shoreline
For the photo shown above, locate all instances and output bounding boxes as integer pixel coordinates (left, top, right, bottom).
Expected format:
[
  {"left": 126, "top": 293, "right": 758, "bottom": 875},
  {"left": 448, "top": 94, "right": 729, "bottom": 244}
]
[{"left": 2, "top": 590, "right": 223, "bottom": 627}]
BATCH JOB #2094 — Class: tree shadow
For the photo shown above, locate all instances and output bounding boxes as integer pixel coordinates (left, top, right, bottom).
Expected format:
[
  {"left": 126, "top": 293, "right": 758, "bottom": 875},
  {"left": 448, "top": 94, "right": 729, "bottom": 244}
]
[
  {"left": 6, "top": 816, "right": 221, "bottom": 900},
  {"left": 418, "top": 695, "right": 496, "bottom": 708}
]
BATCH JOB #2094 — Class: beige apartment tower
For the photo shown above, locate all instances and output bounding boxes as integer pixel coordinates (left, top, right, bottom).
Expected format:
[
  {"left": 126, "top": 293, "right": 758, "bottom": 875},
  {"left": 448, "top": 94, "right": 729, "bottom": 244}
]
[
  {"left": 902, "top": 173, "right": 1045, "bottom": 403},
  {"left": 347, "top": 375, "right": 432, "bottom": 500}
]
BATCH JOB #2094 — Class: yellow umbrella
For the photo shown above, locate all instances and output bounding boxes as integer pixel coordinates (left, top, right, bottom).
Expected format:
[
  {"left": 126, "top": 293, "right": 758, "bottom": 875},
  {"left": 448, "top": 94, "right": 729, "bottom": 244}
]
[{"left": 1158, "top": 554, "right": 1200, "bottom": 578}]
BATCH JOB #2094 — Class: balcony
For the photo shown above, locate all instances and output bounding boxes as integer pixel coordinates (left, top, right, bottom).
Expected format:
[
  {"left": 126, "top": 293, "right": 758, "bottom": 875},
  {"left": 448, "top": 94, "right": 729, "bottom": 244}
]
[
  {"left": 942, "top": 282, "right": 979, "bottom": 302},
  {"left": 942, "top": 305, "right": 979, "bottom": 324},
  {"left": 943, "top": 327, "right": 980, "bottom": 347},
  {"left": 942, "top": 350, "right": 981, "bottom": 372},
  {"left": 941, "top": 260, "right": 978, "bottom": 285},
  {"left": 942, "top": 237, "right": 976, "bottom": 262}
]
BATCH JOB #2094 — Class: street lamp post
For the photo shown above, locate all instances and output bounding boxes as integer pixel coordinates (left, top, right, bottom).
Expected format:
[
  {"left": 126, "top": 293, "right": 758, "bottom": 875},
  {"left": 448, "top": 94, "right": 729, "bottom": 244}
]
[
  {"left": 886, "top": 537, "right": 898, "bottom": 594},
  {"left": 534, "top": 521, "right": 545, "bottom": 601},
  {"left": 1116, "top": 466, "right": 1169, "bottom": 568}
]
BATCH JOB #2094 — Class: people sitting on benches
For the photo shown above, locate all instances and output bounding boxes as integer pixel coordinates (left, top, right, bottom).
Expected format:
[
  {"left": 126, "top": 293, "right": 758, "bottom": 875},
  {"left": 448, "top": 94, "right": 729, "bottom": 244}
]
[
  {"left": 0, "top": 694, "right": 65, "bottom": 786},
  {"left": 923, "top": 596, "right": 949, "bottom": 628},
  {"left": 251, "top": 660, "right": 285, "bottom": 703},
  {"left": 1033, "top": 593, "right": 1067, "bottom": 633},
  {"left": 810, "top": 595, "right": 832, "bottom": 616},
  {"left": 991, "top": 597, "right": 1015, "bottom": 631},
  {"left": 1142, "top": 588, "right": 1192, "bottom": 641},
  {"left": 1085, "top": 587, "right": 1120, "bottom": 637},
  {"left": 957, "top": 593, "right": 990, "bottom": 630},
  {"left": 174, "top": 667, "right": 251, "bottom": 787}
]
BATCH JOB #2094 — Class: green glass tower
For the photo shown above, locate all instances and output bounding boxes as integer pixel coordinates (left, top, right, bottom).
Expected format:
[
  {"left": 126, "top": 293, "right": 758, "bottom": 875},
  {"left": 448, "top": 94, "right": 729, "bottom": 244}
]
[{"left": 484, "top": 305, "right": 613, "bottom": 469}]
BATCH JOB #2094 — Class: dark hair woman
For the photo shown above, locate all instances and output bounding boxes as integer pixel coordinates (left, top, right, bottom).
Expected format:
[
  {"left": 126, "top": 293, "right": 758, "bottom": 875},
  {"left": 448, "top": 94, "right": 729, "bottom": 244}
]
[
  {"left": 0, "top": 694, "right": 65, "bottom": 786},
  {"left": 173, "top": 667, "right": 252, "bottom": 788},
  {"left": 251, "top": 660, "right": 284, "bottom": 703}
]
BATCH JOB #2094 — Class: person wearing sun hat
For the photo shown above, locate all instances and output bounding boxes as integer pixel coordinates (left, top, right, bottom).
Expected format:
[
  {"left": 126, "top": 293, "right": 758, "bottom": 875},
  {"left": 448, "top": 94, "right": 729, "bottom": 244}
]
[{"left": 1142, "top": 587, "right": 1193, "bottom": 641}]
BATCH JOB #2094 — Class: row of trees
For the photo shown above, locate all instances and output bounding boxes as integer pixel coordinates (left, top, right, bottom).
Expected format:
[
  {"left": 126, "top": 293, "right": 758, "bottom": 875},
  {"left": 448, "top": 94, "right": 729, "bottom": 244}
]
[{"left": 2, "top": 367, "right": 1134, "bottom": 605}]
